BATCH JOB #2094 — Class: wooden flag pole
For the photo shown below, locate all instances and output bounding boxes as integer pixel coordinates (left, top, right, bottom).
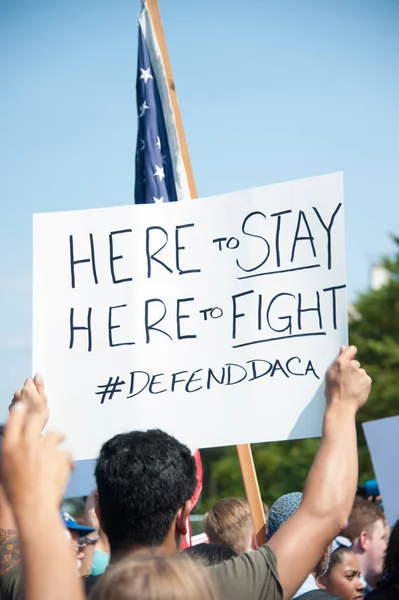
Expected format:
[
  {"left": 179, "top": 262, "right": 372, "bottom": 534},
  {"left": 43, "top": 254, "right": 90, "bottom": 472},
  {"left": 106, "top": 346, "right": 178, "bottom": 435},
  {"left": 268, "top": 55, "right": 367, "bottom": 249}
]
[{"left": 145, "top": 0, "right": 266, "bottom": 547}]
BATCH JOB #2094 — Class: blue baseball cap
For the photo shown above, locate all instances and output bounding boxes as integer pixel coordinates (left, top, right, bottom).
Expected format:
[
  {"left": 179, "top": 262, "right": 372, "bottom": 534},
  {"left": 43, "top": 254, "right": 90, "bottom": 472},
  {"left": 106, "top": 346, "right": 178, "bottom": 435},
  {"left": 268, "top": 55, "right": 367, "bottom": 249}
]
[
  {"left": 62, "top": 512, "right": 95, "bottom": 537},
  {"left": 364, "top": 480, "right": 379, "bottom": 497}
]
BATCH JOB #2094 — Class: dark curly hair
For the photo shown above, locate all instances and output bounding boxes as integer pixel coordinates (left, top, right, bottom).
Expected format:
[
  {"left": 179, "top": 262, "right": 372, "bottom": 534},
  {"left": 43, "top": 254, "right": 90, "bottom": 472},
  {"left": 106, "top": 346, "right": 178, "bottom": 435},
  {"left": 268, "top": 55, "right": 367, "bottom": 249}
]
[{"left": 95, "top": 429, "right": 197, "bottom": 552}]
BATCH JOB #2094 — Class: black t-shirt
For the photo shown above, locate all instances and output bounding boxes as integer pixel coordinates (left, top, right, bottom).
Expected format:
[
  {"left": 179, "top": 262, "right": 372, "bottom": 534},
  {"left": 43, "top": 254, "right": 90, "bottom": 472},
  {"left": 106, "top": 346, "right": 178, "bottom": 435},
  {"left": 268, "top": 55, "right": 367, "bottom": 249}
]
[
  {"left": 84, "top": 575, "right": 101, "bottom": 595},
  {"left": 296, "top": 590, "right": 343, "bottom": 600},
  {"left": 367, "top": 586, "right": 399, "bottom": 600}
]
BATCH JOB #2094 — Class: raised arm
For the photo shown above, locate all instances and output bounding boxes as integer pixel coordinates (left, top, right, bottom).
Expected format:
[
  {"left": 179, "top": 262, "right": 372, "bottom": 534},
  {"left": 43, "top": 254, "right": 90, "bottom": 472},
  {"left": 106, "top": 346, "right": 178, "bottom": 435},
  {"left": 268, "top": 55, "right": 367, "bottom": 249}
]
[
  {"left": 1, "top": 379, "right": 83, "bottom": 600},
  {"left": 0, "top": 374, "right": 49, "bottom": 580},
  {"left": 268, "top": 346, "right": 371, "bottom": 600}
]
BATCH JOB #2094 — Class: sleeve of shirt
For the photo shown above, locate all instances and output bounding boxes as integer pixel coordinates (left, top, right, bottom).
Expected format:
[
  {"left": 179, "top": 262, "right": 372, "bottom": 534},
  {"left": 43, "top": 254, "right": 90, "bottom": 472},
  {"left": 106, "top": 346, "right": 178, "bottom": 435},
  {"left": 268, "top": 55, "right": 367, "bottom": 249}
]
[
  {"left": 211, "top": 545, "right": 283, "bottom": 600},
  {"left": 0, "top": 564, "right": 22, "bottom": 600}
]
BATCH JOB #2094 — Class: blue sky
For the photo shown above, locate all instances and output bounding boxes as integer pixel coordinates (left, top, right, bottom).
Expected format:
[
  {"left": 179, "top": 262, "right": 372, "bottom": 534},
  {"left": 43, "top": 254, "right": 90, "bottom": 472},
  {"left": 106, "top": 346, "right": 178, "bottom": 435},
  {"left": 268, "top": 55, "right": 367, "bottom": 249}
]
[{"left": 0, "top": 0, "right": 398, "bottom": 413}]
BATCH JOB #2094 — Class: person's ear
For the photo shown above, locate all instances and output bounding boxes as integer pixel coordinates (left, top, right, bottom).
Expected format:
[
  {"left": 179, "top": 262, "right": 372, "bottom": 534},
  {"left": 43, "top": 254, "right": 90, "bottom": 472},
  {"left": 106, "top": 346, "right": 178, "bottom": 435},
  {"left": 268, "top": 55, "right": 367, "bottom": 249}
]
[
  {"left": 95, "top": 502, "right": 104, "bottom": 532},
  {"left": 359, "top": 530, "right": 368, "bottom": 551},
  {"left": 176, "top": 500, "right": 192, "bottom": 536},
  {"left": 317, "top": 577, "right": 327, "bottom": 590}
]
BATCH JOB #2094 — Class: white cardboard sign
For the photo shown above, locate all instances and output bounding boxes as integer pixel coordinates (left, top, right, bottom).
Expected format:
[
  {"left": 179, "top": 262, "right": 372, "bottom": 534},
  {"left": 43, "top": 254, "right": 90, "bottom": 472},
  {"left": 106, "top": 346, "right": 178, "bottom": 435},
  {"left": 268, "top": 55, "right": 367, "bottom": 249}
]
[
  {"left": 33, "top": 173, "right": 347, "bottom": 460},
  {"left": 363, "top": 416, "right": 399, "bottom": 526}
]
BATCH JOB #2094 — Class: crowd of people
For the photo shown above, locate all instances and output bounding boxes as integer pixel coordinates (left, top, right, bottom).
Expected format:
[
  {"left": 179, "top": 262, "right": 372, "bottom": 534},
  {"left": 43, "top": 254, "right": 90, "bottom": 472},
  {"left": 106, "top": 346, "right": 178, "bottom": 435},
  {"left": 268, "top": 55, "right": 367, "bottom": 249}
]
[{"left": 0, "top": 346, "right": 398, "bottom": 600}]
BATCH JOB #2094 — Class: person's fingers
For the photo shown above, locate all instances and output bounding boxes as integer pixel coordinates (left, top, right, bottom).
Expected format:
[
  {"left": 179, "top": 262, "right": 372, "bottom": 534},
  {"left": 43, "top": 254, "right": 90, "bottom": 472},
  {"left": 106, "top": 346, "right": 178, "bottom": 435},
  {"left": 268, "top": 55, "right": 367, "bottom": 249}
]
[
  {"left": 33, "top": 373, "right": 45, "bottom": 396},
  {"left": 23, "top": 378, "right": 36, "bottom": 393},
  {"left": 339, "top": 345, "right": 348, "bottom": 354},
  {"left": 23, "top": 410, "right": 46, "bottom": 441},
  {"left": 351, "top": 360, "right": 361, "bottom": 369},
  {"left": 339, "top": 345, "right": 357, "bottom": 362},
  {"left": 9, "top": 390, "right": 22, "bottom": 412},
  {"left": 60, "top": 450, "right": 74, "bottom": 473},
  {"left": 57, "top": 449, "right": 75, "bottom": 482},
  {"left": 12, "top": 390, "right": 22, "bottom": 402},
  {"left": 41, "top": 431, "right": 65, "bottom": 447},
  {"left": 22, "top": 378, "right": 40, "bottom": 403},
  {"left": 4, "top": 402, "right": 27, "bottom": 446}
]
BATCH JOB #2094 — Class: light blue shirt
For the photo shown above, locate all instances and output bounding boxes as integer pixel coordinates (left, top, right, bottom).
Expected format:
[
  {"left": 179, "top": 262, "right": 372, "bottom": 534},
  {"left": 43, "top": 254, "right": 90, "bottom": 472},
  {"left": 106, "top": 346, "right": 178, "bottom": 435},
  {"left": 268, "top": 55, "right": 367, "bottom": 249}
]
[{"left": 292, "top": 574, "right": 318, "bottom": 599}]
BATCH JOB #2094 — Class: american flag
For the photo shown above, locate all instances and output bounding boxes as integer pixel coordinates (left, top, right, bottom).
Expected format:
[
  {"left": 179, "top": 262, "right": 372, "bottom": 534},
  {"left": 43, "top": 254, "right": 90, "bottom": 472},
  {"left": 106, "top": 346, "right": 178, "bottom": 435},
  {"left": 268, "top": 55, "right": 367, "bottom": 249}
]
[
  {"left": 134, "top": 2, "right": 203, "bottom": 546},
  {"left": 135, "top": 3, "right": 191, "bottom": 204}
]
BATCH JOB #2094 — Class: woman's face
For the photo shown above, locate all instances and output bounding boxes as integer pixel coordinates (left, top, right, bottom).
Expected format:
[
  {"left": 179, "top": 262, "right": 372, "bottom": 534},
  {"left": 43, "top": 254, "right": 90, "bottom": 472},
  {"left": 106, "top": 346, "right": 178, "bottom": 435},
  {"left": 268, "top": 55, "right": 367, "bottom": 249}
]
[{"left": 319, "top": 552, "right": 365, "bottom": 600}]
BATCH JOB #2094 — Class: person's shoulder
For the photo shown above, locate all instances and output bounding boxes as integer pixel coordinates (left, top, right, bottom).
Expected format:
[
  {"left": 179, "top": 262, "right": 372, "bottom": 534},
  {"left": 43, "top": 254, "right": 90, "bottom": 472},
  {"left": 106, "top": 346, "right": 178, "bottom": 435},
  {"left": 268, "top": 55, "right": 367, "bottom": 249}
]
[
  {"left": 295, "top": 588, "right": 343, "bottom": 600},
  {"left": 213, "top": 544, "right": 279, "bottom": 578},
  {"left": 84, "top": 574, "right": 102, "bottom": 595},
  {"left": 212, "top": 545, "right": 282, "bottom": 600}
]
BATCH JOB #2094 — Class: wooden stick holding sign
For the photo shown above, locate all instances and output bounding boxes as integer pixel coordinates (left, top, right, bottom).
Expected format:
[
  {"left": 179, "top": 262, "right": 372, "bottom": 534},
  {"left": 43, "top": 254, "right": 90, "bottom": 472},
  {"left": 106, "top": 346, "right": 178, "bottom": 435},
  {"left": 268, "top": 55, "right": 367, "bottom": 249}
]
[
  {"left": 237, "top": 445, "right": 266, "bottom": 546},
  {"left": 145, "top": 0, "right": 267, "bottom": 546}
]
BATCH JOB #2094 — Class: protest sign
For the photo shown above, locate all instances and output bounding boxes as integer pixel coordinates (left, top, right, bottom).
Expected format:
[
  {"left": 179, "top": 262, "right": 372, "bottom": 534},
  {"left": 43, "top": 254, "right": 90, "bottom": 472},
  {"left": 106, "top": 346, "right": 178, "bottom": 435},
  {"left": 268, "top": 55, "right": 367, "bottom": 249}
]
[
  {"left": 33, "top": 172, "right": 347, "bottom": 460},
  {"left": 363, "top": 416, "right": 399, "bottom": 526}
]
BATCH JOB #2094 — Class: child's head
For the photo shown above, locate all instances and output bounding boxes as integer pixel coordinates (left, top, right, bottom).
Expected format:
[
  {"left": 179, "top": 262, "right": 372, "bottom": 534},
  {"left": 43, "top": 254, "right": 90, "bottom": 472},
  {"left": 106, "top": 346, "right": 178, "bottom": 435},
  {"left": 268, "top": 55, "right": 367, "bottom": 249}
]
[{"left": 318, "top": 547, "right": 365, "bottom": 600}]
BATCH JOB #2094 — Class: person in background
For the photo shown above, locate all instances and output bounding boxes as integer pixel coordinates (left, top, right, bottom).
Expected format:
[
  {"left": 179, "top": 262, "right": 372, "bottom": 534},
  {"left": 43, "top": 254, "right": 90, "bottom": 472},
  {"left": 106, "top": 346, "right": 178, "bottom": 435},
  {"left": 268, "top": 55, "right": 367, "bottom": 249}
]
[
  {"left": 82, "top": 491, "right": 110, "bottom": 577},
  {"left": 184, "top": 542, "right": 236, "bottom": 566},
  {"left": 0, "top": 386, "right": 82, "bottom": 600},
  {"left": 341, "top": 498, "right": 387, "bottom": 591},
  {"left": 366, "top": 519, "right": 399, "bottom": 600},
  {"left": 88, "top": 554, "right": 219, "bottom": 600},
  {"left": 62, "top": 512, "right": 96, "bottom": 574},
  {"left": 0, "top": 484, "right": 94, "bottom": 579},
  {"left": 317, "top": 546, "right": 365, "bottom": 600},
  {"left": 204, "top": 497, "right": 267, "bottom": 554},
  {"left": 266, "top": 492, "right": 333, "bottom": 599}
]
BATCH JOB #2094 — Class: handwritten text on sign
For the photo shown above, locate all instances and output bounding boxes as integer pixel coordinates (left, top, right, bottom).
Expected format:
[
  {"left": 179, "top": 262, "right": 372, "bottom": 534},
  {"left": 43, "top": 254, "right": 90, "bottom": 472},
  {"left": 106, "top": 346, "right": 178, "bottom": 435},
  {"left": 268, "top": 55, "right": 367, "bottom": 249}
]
[{"left": 33, "top": 173, "right": 346, "bottom": 460}]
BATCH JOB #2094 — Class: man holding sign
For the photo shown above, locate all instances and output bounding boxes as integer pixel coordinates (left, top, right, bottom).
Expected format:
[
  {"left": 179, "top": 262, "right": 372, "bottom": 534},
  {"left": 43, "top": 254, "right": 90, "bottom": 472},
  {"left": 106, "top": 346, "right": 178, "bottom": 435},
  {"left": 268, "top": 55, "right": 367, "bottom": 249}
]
[{"left": 0, "top": 345, "right": 371, "bottom": 600}]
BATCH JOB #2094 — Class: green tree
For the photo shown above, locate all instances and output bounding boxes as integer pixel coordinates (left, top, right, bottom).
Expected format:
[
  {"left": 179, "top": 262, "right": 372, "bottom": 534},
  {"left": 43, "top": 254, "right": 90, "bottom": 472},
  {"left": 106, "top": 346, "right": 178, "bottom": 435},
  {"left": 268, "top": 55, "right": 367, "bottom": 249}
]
[
  {"left": 198, "top": 439, "right": 319, "bottom": 513},
  {"left": 350, "top": 236, "right": 399, "bottom": 478}
]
